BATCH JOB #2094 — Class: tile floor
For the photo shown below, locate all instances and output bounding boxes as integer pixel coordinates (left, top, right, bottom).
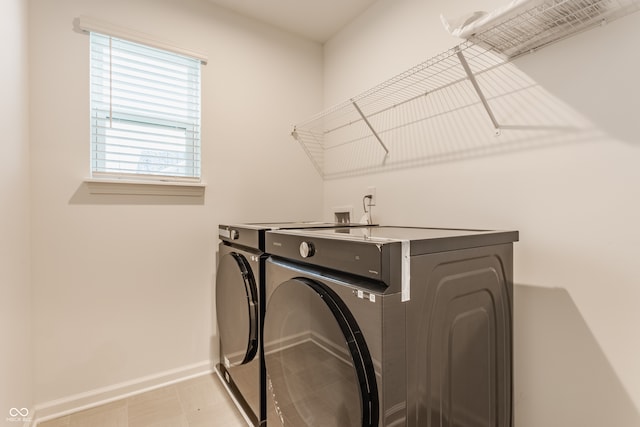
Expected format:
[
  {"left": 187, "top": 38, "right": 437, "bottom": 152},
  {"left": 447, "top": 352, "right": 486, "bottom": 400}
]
[{"left": 37, "top": 373, "right": 249, "bottom": 427}]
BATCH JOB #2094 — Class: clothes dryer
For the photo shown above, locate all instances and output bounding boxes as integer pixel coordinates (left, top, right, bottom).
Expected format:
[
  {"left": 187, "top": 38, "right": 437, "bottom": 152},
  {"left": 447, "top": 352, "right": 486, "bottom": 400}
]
[{"left": 263, "top": 226, "right": 518, "bottom": 427}]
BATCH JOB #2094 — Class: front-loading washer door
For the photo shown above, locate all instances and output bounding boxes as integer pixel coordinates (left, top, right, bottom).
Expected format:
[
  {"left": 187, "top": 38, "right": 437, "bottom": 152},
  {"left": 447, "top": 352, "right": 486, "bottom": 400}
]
[
  {"left": 264, "top": 277, "right": 378, "bottom": 427},
  {"left": 216, "top": 251, "right": 258, "bottom": 367}
]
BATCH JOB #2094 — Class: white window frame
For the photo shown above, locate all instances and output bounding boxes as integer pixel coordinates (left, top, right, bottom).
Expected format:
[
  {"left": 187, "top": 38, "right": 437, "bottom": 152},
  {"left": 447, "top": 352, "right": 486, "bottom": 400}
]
[{"left": 80, "top": 17, "right": 207, "bottom": 187}]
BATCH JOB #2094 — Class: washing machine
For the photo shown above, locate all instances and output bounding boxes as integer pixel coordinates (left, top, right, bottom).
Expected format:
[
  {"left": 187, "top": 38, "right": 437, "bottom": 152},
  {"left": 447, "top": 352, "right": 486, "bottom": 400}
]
[
  {"left": 263, "top": 226, "right": 518, "bottom": 426},
  {"left": 215, "top": 222, "right": 371, "bottom": 426}
]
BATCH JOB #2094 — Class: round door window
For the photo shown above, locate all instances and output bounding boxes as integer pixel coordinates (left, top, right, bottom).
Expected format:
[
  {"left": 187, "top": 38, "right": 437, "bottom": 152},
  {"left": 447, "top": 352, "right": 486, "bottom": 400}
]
[
  {"left": 215, "top": 252, "right": 258, "bottom": 367},
  {"left": 264, "top": 278, "right": 378, "bottom": 426}
]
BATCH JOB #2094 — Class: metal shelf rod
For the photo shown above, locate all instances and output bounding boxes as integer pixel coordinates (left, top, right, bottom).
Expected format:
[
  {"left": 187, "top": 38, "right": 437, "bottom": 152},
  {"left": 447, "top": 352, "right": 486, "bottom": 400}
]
[
  {"left": 352, "top": 100, "right": 389, "bottom": 155},
  {"left": 456, "top": 47, "right": 501, "bottom": 133}
]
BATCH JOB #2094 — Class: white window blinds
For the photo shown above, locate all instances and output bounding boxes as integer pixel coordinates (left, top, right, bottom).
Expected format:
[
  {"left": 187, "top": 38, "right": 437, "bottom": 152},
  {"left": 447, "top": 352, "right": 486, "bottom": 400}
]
[{"left": 90, "top": 32, "right": 201, "bottom": 180}]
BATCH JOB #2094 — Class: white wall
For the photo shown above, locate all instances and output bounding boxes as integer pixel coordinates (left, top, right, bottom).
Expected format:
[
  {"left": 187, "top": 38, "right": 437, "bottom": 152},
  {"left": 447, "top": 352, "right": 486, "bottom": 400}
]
[
  {"left": 29, "top": 0, "right": 323, "bottom": 417},
  {"left": 323, "top": 0, "right": 640, "bottom": 426},
  {"left": 0, "top": 0, "right": 33, "bottom": 424}
]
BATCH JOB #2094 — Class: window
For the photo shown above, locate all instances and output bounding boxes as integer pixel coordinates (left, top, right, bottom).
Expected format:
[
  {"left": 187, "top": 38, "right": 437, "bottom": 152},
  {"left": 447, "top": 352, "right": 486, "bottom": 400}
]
[{"left": 90, "top": 32, "right": 201, "bottom": 180}]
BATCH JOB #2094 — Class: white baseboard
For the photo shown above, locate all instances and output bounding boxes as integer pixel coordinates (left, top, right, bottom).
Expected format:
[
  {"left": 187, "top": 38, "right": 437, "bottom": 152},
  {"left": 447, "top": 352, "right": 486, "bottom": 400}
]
[{"left": 32, "top": 360, "right": 213, "bottom": 426}]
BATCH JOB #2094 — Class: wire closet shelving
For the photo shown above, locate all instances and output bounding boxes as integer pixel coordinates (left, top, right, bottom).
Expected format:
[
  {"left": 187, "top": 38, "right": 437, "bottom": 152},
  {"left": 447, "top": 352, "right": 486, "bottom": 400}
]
[{"left": 291, "top": 0, "right": 640, "bottom": 179}]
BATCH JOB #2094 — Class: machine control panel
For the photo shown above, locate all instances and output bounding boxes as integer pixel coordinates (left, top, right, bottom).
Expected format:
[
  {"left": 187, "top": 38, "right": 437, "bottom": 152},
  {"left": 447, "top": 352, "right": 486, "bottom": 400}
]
[
  {"left": 266, "top": 231, "right": 393, "bottom": 285},
  {"left": 218, "top": 225, "right": 261, "bottom": 249}
]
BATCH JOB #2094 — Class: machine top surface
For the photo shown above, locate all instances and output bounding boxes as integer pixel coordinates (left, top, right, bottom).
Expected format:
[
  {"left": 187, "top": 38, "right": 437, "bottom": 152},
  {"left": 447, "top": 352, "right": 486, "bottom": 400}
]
[
  {"left": 269, "top": 226, "right": 518, "bottom": 249},
  {"left": 224, "top": 221, "right": 364, "bottom": 230}
]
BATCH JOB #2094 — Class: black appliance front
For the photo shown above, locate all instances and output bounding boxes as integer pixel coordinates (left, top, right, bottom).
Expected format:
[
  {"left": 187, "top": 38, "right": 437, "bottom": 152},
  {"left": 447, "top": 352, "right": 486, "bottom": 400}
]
[
  {"left": 216, "top": 242, "right": 263, "bottom": 426},
  {"left": 263, "top": 257, "right": 408, "bottom": 427}
]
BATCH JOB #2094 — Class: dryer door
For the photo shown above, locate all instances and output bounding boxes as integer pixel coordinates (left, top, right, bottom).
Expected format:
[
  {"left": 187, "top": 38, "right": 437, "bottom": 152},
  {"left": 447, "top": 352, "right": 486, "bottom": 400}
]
[
  {"left": 216, "top": 250, "right": 258, "bottom": 367},
  {"left": 264, "top": 277, "right": 378, "bottom": 427}
]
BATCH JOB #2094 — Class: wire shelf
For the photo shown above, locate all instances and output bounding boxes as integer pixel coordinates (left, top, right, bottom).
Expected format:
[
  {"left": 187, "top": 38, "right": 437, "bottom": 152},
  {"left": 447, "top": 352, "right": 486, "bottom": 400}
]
[
  {"left": 292, "top": 42, "right": 505, "bottom": 178},
  {"left": 470, "top": 0, "right": 640, "bottom": 58},
  {"left": 292, "top": 0, "right": 639, "bottom": 179}
]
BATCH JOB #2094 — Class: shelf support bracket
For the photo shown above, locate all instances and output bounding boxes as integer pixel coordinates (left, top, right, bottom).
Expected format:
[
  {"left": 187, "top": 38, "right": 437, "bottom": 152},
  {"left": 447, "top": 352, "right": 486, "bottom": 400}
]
[
  {"left": 352, "top": 100, "right": 389, "bottom": 155},
  {"left": 456, "top": 48, "right": 501, "bottom": 134}
]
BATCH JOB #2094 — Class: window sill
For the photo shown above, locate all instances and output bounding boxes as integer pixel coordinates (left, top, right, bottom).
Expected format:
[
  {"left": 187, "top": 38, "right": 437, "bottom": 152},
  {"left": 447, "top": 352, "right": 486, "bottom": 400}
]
[{"left": 84, "top": 178, "right": 206, "bottom": 197}]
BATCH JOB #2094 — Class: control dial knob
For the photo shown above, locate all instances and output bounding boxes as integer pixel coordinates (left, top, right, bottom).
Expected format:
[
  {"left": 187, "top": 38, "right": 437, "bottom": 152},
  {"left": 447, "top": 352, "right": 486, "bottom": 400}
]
[{"left": 299, "top": 241, "right": 315, "bottom": 258}]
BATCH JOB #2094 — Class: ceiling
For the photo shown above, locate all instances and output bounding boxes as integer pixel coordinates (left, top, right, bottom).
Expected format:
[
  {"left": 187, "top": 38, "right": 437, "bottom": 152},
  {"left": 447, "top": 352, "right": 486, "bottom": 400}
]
[{"left": 206, "top": 0, "right": 378, "bottom": 43}]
